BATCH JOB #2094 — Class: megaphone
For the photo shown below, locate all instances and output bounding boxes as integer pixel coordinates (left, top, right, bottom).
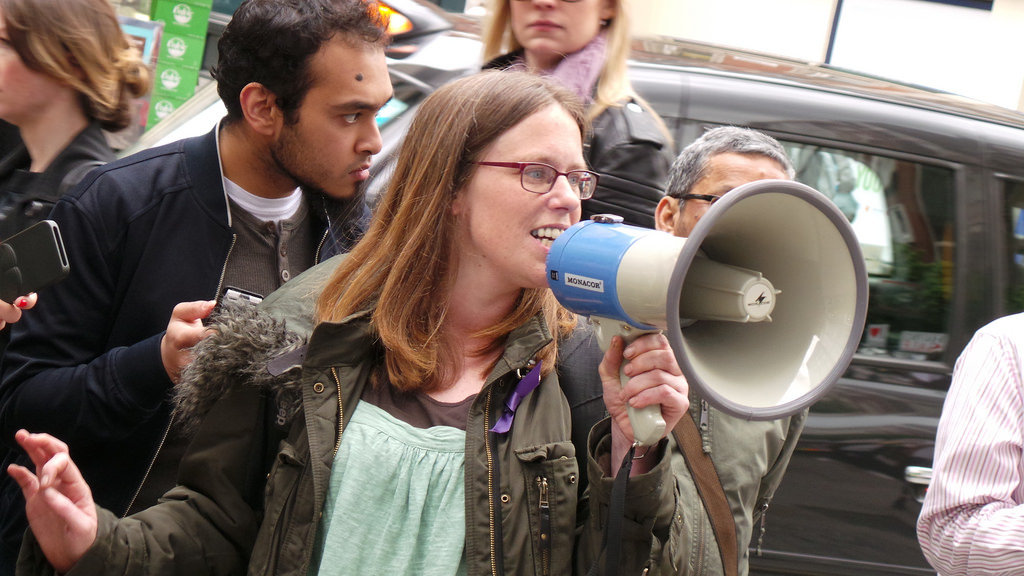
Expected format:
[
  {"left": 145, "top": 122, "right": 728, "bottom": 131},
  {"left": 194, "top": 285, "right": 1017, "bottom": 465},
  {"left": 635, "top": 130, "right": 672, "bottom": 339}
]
[{"left": 546, "top": 179, "right": 868, "bottom": 446}]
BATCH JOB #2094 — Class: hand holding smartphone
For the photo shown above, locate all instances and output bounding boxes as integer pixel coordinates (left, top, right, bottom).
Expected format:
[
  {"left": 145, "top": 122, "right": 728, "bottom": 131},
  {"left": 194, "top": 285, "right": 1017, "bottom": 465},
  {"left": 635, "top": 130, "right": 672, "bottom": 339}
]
[{"left": 0, "top": 220, "right": 70, "bottom": 303}]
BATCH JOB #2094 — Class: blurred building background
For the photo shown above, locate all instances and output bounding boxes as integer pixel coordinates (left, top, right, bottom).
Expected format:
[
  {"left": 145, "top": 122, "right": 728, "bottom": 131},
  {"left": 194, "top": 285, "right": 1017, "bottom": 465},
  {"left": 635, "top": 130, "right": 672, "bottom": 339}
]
[{"left": 633, "top": 0, "right": 1024, "bottom": 113}]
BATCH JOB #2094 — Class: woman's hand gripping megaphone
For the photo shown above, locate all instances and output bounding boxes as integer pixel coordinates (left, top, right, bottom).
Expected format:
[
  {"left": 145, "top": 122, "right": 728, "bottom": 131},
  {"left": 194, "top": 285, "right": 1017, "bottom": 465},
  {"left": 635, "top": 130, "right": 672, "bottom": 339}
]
[{"left": 592, "top": 318, "right": 673, "bottom": 447}]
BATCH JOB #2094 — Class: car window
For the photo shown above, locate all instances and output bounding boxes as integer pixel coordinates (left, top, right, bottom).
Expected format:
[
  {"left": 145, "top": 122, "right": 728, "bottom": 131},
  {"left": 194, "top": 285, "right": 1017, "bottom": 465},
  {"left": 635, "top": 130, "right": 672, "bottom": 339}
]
[
  {"left": 1004, "top": 178, "right": 1024, "bottom": 311},
  {"left": 783, "top": 142, "right": 956, "bottom": 362}
]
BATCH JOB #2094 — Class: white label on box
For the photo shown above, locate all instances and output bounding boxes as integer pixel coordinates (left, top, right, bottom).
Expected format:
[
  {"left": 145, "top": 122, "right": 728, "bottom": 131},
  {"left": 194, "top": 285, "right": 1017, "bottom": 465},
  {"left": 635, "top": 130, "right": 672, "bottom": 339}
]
[
  {"left": 865, "top": 323, "right": 889, "bottom": 347},
  {"left": 898, "top": 331, "right": 948, "bottom": 354}
]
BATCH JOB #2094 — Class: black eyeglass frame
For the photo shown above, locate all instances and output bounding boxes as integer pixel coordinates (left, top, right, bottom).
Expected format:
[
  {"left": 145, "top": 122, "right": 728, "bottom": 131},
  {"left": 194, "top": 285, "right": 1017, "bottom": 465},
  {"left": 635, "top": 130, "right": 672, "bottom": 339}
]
[
  {"left": 678, "top": 193, "right": 722, "bottom": 205},
  {"left": 472, "top": 161, "right": 599, "bottom": 199}
]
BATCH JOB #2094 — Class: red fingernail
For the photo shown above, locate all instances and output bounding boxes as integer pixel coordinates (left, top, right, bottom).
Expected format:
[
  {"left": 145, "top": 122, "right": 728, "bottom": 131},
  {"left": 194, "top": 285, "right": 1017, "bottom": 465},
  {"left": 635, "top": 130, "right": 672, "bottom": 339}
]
[{"left": 14, "top": 297, "right": 27, "bottom": 308}]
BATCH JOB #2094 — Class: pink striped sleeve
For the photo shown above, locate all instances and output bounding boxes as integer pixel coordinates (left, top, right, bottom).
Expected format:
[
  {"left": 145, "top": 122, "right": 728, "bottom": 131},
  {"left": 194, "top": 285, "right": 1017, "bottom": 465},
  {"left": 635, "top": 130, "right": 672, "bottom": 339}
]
[{"left": 918, "top": 314, "right": 1024, "bottom": 575}]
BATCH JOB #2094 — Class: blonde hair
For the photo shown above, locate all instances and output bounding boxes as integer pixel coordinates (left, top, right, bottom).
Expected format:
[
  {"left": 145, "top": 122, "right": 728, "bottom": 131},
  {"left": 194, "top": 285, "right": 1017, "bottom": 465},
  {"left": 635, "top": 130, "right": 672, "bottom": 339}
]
[
  {"left": 1, "top": 0, "right": 150, "bottom": 131},
  {"left": 316, "top": 71, "right": 580, "bottom": 392},
  {"left": 482, "top": 0, "right": 640, "bottom": 120}
]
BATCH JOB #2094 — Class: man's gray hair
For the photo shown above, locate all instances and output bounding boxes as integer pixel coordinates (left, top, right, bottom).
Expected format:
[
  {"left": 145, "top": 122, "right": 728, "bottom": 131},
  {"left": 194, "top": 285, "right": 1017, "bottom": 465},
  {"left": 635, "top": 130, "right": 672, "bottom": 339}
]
[{"left": 666, "top": 126, "right": 795, "bottom": 199}]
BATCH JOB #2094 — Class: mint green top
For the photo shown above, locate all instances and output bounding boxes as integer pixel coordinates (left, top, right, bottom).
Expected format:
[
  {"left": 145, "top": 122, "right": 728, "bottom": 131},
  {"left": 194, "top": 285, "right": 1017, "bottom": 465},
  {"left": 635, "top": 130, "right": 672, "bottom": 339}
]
[{"left": 309, "top": 401, "right": 468, "bottom": 576}]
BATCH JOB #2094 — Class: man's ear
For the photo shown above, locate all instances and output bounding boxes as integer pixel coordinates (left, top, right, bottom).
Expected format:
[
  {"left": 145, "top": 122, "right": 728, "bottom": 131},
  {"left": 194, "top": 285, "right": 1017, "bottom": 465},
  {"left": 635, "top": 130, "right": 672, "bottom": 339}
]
[
  {"left": 238, "top": 82, "right": 282, "bottom": 137},
  {"left": 654, "top": 196, "right": 679, "bottom": 233}
]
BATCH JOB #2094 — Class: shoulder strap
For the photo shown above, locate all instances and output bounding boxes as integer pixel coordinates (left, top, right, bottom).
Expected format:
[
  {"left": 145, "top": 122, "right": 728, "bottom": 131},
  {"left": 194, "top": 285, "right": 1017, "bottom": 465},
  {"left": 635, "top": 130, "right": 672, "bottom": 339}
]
[{"left": 673, "top": 415, "right": 739, "bottom": 576}]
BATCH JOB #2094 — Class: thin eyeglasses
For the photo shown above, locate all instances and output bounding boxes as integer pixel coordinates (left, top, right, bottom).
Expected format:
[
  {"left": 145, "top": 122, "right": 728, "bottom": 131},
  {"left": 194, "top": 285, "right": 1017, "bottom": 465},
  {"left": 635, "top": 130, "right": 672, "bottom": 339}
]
[
  {"left": 472, "top": 161, "right": 599, "bottom": 199},
  {"left": 678, "top": 193, "right": 722, "bottom": 205}
]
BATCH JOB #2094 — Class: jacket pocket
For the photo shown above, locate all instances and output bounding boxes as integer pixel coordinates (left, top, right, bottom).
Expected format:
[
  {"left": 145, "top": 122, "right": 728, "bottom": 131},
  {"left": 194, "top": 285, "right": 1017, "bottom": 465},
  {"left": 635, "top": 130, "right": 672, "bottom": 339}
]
[
  {"left": 665, "top": 453, "right": 722, "bottom": 576},
  {"left": 251, "top": 439, "right": 309, "bottom": 575},
  {"left": 513, "top": 442, "right": 578, "bottom": 576}
]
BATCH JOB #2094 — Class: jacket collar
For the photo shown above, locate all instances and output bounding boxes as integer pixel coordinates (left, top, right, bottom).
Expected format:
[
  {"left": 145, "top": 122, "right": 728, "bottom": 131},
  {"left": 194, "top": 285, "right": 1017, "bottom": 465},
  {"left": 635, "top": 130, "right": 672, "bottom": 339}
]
[
  {"left": 183, "top": 126, "right": 231, "bottom": 229},
  {"left": 0, "top": 122, "right": 113, "bottom": 189},
  {"left": 304, "top": 310, "right": 378, "bottom": 368},
  {"left": 489, "top": 313, "right": 553, "bottom": 384},
  {"left": 46, "top": 121, "right": 113, "bottom": 175}
]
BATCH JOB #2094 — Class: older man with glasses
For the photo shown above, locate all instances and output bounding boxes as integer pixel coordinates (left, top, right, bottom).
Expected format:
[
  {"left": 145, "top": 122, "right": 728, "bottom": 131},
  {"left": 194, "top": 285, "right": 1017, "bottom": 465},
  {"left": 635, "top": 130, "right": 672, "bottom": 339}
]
[{"left": 651, "top": 125, "right": 808, "bottom": 576}]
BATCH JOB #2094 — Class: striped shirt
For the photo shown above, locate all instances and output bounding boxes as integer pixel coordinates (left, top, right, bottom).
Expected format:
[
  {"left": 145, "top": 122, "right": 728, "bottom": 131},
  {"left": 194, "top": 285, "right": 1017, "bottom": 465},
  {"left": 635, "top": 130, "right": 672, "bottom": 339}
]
[{"left": 917, "top": 313, "right": 1024, "bottom": 575}]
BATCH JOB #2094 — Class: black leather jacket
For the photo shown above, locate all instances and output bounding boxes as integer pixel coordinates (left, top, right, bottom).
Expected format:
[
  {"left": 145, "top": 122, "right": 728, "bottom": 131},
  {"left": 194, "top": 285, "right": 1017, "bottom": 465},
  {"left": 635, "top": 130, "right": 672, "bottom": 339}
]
[
  {"left": 584, "top": 98, "right": 674, "bottom": 227},
  {"left": 484, "top": 53, "right": 675, "bottom": 228}
]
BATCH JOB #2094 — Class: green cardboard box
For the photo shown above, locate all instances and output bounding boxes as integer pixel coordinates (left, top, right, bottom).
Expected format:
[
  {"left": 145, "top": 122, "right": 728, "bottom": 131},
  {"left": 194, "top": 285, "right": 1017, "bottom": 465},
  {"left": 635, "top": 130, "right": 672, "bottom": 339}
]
[
  {"left": 146, "top": 93, "right": 190, "bottom": 129},
  {"left": 151, "top": 0, "right": 211, "bottom": 39},
  {"left": 152, "top": 61, "right": 199, "bottom": 101},
  {"left": 157, "top": 31, "right": 205, "bottom": 70}
]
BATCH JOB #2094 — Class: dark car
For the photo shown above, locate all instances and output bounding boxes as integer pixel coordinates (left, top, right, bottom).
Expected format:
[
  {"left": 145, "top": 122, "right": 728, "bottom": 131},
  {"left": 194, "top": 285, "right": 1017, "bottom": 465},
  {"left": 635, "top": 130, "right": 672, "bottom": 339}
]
[
  {"left": 128, "top": 2, "right": 1024, "bottom": 574},
  {"left": 626, "top": 37, "right": 1024, "bottom": 575}
]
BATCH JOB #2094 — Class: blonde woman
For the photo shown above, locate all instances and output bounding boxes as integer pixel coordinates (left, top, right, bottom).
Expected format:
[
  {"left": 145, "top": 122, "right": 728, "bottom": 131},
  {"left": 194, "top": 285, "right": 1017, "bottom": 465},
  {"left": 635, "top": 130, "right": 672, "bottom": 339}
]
[
  {"left": 483, "top": 0, "right": 674, "bottom": 228},
  {"left": 0, "top": 0, "right": 149, "bottom": 239}
]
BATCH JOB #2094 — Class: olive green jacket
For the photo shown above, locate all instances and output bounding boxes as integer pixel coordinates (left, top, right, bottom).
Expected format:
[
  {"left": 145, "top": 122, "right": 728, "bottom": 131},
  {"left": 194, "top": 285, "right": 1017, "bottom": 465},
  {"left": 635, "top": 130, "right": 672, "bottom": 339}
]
[{"left": 18, "top": 258, "right": 680, "bottom": 576}]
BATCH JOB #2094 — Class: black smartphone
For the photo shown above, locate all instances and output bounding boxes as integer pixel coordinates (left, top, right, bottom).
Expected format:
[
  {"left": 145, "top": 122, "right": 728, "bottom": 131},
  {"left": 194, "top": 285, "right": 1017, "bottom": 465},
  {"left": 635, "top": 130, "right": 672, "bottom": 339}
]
[
  {"left": 0, "top": 220, "right": 70, "bottom": 302},
  {"left": 218, "top": 286, "right": 263, "bottom": 308},
  {"left": 203, "top": 286, "right": 264, "bottom": 325}
]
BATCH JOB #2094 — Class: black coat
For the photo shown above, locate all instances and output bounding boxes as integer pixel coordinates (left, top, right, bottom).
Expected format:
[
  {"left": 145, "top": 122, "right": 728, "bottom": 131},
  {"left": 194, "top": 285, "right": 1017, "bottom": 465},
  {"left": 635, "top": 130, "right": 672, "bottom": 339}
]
[{"left": 0, "top": 122, "right": 113, "bottom": 241}]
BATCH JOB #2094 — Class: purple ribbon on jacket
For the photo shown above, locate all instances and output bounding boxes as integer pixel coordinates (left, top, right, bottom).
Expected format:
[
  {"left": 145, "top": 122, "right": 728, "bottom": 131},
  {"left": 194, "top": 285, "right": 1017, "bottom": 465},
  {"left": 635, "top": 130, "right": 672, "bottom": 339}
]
[{"left": 490, "top": 361, "right": 542, "bottom": 434}]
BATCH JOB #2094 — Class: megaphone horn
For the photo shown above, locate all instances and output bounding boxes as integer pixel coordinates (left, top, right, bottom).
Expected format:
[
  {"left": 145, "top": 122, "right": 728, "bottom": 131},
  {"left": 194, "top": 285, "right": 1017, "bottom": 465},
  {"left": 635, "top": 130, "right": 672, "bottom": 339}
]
[{"left": 546, "top": 179, "right": 868, "bottom": 446}]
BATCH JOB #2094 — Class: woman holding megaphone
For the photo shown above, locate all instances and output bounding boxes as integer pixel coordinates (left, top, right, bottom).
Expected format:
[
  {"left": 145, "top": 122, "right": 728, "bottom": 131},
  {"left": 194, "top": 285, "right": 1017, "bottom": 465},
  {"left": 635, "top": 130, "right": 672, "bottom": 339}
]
[{"left": 9, "top": 71, "right": 689, "bottom": 576}]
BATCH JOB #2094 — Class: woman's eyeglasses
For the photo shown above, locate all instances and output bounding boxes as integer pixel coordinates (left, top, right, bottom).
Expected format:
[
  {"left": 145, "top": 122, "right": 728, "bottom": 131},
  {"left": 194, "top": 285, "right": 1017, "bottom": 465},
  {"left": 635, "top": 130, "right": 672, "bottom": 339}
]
[{"left": 473, "top": 161, "right": 599, "bottom": 199}]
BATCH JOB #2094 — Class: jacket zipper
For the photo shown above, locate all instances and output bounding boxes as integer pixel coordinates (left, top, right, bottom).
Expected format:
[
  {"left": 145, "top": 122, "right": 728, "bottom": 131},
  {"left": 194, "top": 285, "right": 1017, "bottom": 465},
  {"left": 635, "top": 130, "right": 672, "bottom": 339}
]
[
  {"left": 755, "top": 501, "right": 770, "bottom": 556},
  {"left": 484, "top": 387, "right": 499, "bottom": 576},
  {"left": 330, "top": 367, "right": 345, "bottom": 457},
  {"left": 314, "top": 224, "right": 328, "bottom": 264},
  {"left": 124, "top": 235, "right": 237, "bottom": 516},
  {"left": 536, "top": 476, "right": 551, "bottom": 575},
  {"left": 213, "top": 234, "right": 237, "bottom": 302},
  {"left": 121, "top": 421, "right": 171, "bottom": 516}
]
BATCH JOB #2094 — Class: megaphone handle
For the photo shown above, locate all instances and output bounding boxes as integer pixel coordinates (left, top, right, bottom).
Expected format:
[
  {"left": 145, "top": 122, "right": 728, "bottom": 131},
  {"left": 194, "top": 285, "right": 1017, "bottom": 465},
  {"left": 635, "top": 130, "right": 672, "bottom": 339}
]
[{"left": 590, "top": 316, "right": 667, "bottom": 447}]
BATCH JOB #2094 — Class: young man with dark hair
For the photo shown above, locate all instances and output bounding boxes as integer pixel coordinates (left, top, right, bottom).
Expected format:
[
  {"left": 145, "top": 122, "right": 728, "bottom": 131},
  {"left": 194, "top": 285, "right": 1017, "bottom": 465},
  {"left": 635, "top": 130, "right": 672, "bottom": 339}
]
[{"left": 0, "top": 1, "right": 393, "bottom": 572}]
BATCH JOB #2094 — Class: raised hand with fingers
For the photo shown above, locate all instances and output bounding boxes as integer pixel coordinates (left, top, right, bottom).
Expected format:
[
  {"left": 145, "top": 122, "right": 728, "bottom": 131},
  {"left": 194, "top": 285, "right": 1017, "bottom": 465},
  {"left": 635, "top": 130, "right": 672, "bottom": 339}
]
[{"left": 6, "top": 429, "right": 97, "bottom": 573}]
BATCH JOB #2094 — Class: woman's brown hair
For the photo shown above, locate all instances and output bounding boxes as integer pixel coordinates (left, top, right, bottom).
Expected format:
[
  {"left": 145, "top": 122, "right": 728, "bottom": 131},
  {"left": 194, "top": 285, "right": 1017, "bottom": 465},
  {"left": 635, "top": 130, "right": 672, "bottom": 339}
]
[
  {"left": 1, "top": 0, "right": 150, "bottom": 131},
  {"left": 316, "top": 70, "right": 583, "bottom": 392}
]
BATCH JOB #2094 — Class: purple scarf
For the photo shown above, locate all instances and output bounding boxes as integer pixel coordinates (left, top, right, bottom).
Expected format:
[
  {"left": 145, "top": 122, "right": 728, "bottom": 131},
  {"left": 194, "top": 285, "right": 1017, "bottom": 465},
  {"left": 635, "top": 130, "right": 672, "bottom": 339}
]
[{"left": 508, "top": 32, "right": 608, "bottom": 105}]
